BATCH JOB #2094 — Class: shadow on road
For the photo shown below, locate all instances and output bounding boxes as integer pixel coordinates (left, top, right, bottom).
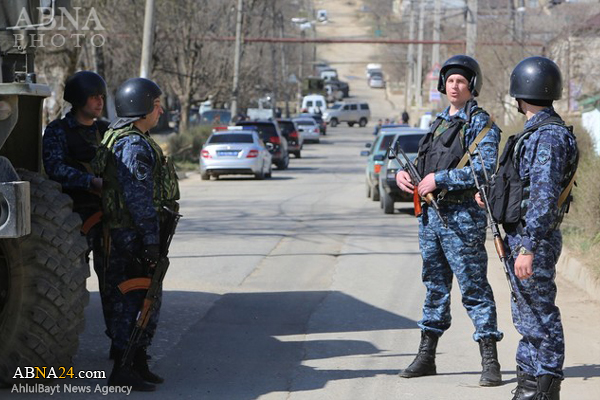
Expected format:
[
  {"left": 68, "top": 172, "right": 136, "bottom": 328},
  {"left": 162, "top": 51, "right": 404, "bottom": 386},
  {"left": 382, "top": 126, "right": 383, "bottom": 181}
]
[{"left": 152, "top": 290, "right": 416, "bottom": 399}]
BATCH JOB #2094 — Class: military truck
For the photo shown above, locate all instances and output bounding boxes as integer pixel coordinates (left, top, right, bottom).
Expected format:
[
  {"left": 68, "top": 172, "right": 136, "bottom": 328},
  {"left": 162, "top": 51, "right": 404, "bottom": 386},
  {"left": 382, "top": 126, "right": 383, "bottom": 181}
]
[{"left": 0, "top": 1, "right": 89, "bottom": 385}]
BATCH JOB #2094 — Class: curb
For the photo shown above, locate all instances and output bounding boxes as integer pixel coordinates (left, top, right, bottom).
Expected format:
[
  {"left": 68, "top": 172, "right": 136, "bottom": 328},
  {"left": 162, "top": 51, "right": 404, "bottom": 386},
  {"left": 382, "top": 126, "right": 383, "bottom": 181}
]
[{"left": 557, "top": 248, "right": 600, "bottom": 303}]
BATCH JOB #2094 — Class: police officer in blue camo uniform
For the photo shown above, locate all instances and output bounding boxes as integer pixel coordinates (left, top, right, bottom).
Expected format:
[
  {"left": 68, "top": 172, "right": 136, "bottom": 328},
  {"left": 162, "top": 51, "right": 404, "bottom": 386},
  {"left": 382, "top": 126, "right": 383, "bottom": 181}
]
[
  {"left": 482, "top": 57, "right": 578, "bottom": 400},
  {"left": 42, "top": 70, "right": 111, "bottom": 344},
  {"left": 96, "top": 78, "right": 179, "bottom": 391},
  {"left": 396, "top": 55, "right": 504, "bottom": 386}
]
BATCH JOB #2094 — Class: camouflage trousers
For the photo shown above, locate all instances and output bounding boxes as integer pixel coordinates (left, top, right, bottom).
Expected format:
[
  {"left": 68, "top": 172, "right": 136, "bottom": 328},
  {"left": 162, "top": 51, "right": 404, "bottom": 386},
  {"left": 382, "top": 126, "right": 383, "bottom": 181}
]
[
  {"left": 417, "top": 201, "right": 503, "bottom": 342},
  {"left": 505, "top": 230, "right": 564, "bottom": 377},
  {"left": 104, "top": 228, "right": 162, "bottom": 351}
]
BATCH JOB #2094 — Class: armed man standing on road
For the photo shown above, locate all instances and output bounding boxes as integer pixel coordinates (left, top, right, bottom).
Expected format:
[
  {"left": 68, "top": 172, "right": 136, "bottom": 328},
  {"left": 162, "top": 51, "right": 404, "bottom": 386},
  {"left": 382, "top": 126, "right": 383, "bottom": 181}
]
[
  {"left": 395, "top": 55, "right": 504, "bottom": 386},
  {"left": 93, "top": 77, "right": 180, "bottom": 391},
  {"left": 42, "top": 70, "right": 111, "bottom": 345},
  {"left": 480, "top": 57, "right": 578, "bottom": 400}
]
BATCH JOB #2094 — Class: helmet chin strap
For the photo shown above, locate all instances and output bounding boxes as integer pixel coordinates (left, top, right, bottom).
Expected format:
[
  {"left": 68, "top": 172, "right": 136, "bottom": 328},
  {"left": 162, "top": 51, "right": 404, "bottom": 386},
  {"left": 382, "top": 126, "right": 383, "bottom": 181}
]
[{"left": 516, "top": 99, "right": 526, "bottom": 115}]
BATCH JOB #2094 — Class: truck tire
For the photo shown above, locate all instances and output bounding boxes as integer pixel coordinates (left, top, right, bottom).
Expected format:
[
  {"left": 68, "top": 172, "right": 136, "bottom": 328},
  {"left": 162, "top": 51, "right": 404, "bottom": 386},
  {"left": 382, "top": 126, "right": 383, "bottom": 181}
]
[
  {"left": 0, "top": 171, "right": 89, "bottom": 385},
  {"left": 330, "top": 118, "right": 338, "bottom": 128},
  {"left": 359, "top": 118, "right": 368, "bottom": 127}
]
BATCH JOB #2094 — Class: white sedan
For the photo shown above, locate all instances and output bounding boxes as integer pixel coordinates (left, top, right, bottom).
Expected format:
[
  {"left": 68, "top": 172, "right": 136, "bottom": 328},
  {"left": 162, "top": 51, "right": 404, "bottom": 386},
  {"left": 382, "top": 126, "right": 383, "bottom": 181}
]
[{"left": 200, "top": 129, "right": 272, "bottom": 180}]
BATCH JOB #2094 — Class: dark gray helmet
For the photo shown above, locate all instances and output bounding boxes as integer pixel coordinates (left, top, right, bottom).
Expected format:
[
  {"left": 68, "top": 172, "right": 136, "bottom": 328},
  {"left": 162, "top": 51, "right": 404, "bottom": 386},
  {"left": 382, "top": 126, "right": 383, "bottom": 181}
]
[
  {"left": 63, "top": 71, "right": 107, "bottom": 107},
  {"left": 437, "top": 55, "right": 483, "bottom": 97},
  {"left": 509, "top": 56, "right": 562, "bottom": 101},
  {"left": 115, "top": 77, "right": 162, "bottom": 118}
]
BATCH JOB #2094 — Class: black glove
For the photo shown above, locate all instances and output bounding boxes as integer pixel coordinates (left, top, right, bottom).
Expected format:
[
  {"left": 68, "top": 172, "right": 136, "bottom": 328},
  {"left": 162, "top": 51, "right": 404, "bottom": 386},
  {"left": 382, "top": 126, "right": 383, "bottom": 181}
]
[{"left": 139, "top": 244, "right": 160, "bottom": 268}]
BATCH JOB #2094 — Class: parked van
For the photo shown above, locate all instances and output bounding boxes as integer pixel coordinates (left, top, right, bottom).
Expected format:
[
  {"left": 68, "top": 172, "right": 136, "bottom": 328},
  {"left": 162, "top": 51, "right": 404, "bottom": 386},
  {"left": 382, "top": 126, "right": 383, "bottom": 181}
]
[
  {"left": 301, "top": 94, "right": 327, "bottom": 114},
  {"left": 323, "top": 101, "right": 371, "bottom": 127},
  {"left": 366, "top": 63, "right": 382, "bottom": 78},
  {"left": 320, "top": 68, "right": 338, "bottom": 82}
]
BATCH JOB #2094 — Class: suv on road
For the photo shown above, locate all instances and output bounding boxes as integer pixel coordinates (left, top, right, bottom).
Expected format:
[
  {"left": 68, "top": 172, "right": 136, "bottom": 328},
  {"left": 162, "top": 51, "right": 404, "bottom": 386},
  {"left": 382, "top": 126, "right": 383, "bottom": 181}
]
[
  {"left": 236, "top": 120, "right": 290, "bottom": 169},
  {"left": 323, "top": 102, "right": 370, "bottom": 127}
]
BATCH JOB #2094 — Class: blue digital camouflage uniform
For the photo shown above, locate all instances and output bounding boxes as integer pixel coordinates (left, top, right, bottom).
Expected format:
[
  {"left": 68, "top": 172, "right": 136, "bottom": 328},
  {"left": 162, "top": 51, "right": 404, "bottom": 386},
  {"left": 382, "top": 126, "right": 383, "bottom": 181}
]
[
  {"left": 42, "top": 111, "right": 111, "bottom": 338},
  {"left": 418, "top": 100, "right": 504, "bottom": 342},
  {"left": 504, "top": 107, "right": 578, "bottom": 378},
  {"left": 104, "top": 129, "right": 162, "bottom": 351}
]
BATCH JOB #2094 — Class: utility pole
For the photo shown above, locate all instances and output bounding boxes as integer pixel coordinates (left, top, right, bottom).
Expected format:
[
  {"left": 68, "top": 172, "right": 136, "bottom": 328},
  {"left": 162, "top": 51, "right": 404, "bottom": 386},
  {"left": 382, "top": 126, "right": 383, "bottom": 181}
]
[
  {"left": 466, "top": 0, "right": 478, "bottom": 57},
  {"left": 231, "top": 0, "right": 243, "bottom": 118},
  {"left": 405, "top": 2, "right": 416, "bottom": 111},
  {"left": 270, "top": 0, "right": 278, "bottom": 116},
  {"left": 416, "top": 0, "right": 426, "bottom": 108},
  {"left": 298, "top": 29, "right": 306, "bottom": 111},
  {"left": 430, "top": 0, "right": 442, "bottom": 100},
  {"left": 279, "top": 14, "right": 289, "bottom": 117},
  {"left": 139, "top": 0, "right": 155, "bottom": 78},
  {"left": 515, "top": 0, "right": 525, "bottom": 58}
]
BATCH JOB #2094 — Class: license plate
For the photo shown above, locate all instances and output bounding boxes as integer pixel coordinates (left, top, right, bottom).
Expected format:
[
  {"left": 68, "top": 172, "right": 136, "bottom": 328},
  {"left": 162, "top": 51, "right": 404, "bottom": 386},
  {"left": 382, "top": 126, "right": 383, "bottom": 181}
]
[{"left": 217, "top": 151, "right": 239, "bottom": 156}]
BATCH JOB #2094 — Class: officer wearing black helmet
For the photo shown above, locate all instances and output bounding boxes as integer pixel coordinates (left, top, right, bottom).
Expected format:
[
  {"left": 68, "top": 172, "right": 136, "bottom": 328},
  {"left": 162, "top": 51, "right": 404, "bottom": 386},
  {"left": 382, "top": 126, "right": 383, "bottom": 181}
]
[
  {"left": 93, "top": 77, "right": 179, "bottom": 391},
  {"left": 479, "top": 57, "right": 578, "bottom": 400},
  {"left": 42, "top": 70, "right": 111, "bottom": 350},
  {"left": 396, "top": 55, "right": 503, "bottom": 386}
]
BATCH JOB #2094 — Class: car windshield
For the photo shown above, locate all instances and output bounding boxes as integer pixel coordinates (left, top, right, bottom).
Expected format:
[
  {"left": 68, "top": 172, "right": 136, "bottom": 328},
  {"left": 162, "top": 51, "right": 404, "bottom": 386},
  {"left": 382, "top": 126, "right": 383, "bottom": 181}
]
[
  {"left": 396, "top": 134, "right": 423, "bottom": 153},
  {"left": 200, "top": 110, "right": 232, "bottom": 124},
  {"left": 295, "top": 120, "right": 316, "bottom": 126},
  {"left": 378, "top": 134, "right": 396, "bottom": 151},
  {"left": 277, "top": 121, "right": 295, "bottom": 136},
  {"left": 237, "top": 123, "right": 277, "bottom": 140},
  {"left": 208, "top": 134, "right": 254, "bottom": 144}
]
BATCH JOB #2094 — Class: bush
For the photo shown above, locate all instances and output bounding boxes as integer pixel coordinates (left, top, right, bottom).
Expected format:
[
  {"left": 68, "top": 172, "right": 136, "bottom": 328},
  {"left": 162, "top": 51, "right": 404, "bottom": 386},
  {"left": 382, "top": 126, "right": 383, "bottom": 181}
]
[{"left": 167, "top": 125, "right": 213, "bottom": 170}]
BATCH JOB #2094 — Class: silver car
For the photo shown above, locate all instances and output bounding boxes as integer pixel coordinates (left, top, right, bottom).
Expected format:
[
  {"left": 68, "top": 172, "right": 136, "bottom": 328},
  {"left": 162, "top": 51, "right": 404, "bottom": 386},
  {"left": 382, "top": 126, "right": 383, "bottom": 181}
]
[
  {"left": 200, "top": 129, "right": 272, "bottom": 180},
  {"left": 293, "top": 118, "right": 321, "bottom": 143}
]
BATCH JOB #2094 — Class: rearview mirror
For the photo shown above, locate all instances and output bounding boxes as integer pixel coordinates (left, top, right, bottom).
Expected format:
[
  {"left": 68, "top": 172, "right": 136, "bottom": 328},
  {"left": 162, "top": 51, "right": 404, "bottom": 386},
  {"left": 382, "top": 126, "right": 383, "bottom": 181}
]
[{"left": 373, "top": 154, "right": 385, "bottom": 162}]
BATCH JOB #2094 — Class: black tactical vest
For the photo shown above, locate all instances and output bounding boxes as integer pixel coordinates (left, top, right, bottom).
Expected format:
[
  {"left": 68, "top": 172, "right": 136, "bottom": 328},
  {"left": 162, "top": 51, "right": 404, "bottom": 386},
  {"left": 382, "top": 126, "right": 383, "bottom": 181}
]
[
  {"left": 488, "top": 115, "right": 576, "bottom": 228},
  {"left": 57, "top": 118, "right": 109, "bottom": 219}
]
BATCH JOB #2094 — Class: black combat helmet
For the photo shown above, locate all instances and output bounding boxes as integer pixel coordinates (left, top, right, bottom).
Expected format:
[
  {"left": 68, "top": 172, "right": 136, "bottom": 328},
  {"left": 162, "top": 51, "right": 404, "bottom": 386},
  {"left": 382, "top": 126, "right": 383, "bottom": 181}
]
[
  {"left": 63, "top": 71, "right": 107, "bottom": 108},
  {"left": 510, "top": 56, "right": 562, "bottom": 101},
  {"left": 114, "top": 77, "right": 162, "bottom": 118},
  {"left": 437, "top": 55, "right": 483, "bottom": 97}
]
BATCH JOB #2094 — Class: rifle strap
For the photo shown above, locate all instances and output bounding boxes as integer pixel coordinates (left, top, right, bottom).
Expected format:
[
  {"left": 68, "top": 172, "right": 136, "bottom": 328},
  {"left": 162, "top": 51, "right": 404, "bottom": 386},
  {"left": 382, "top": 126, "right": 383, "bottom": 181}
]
[
  {"left": 456, "top": 118, "right": 493, "bottom": 170},
  {"left": 558, "top": 172, "right": 576, "bottom": 208}
]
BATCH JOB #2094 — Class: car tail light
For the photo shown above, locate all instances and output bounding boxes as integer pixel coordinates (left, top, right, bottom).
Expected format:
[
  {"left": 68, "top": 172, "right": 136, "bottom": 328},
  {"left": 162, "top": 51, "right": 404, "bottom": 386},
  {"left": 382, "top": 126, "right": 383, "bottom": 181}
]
[
  {"left": 201, "top": 150, "right": 211, "bottom": 159},
  {"left": 313, "top": 128, "right": 320, "bottom": 134},
  {"left": 270, "top": 135, "right": 281, "bottom": 145},
  {"left": 247, "top": 149, "right": 259, "bottom": 158},
  {"left": 374, "top": 164, "right": 382, "bottom": 173},
  {"left": 212, "top": 126, "right": 228, "bottom": 132},
  {"left": 289, "top": 131, "right": 299, "bottom": 139}
]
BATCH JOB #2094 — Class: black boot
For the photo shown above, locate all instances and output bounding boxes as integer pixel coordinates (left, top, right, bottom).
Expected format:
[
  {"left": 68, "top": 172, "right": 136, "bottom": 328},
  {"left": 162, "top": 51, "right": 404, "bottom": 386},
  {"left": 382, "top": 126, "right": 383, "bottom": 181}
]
[
  {"left": 399, "top": 331, "right": 438, "bottom": 378},
  {"left": 534, "top": 375, "right": 561, "bottom": 400},
  {"left": 478, "top": 338, "right": 502, "bottom": 386},
  {"left": 511, "top": 366, "right": 537, "bottom": 400},
  {"left": 133, "top": 347, "right": 164, "bottom": 384},
  {"left": 108, "top": 350, "right": 156, "bottom": 392}
]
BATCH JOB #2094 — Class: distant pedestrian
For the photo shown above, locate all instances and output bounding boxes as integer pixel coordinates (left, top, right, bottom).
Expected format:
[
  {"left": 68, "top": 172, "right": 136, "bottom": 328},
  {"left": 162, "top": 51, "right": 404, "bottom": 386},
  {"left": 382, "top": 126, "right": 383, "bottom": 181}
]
[{"left": 402, "top": 110, "right": 410, "bottom": 124}]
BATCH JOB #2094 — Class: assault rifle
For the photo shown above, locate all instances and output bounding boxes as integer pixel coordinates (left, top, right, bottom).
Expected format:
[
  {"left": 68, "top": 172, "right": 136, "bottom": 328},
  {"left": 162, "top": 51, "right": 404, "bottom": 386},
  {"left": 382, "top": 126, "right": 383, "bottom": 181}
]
[
  {"left": 388, "top": 143, "right": 447, "bottom": 227},
  {"left": 466, "top": 148, "right": 517, "bottom": 302},
  {"left": 119, "top": 206, "right": 182, "bottom": 367}
]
